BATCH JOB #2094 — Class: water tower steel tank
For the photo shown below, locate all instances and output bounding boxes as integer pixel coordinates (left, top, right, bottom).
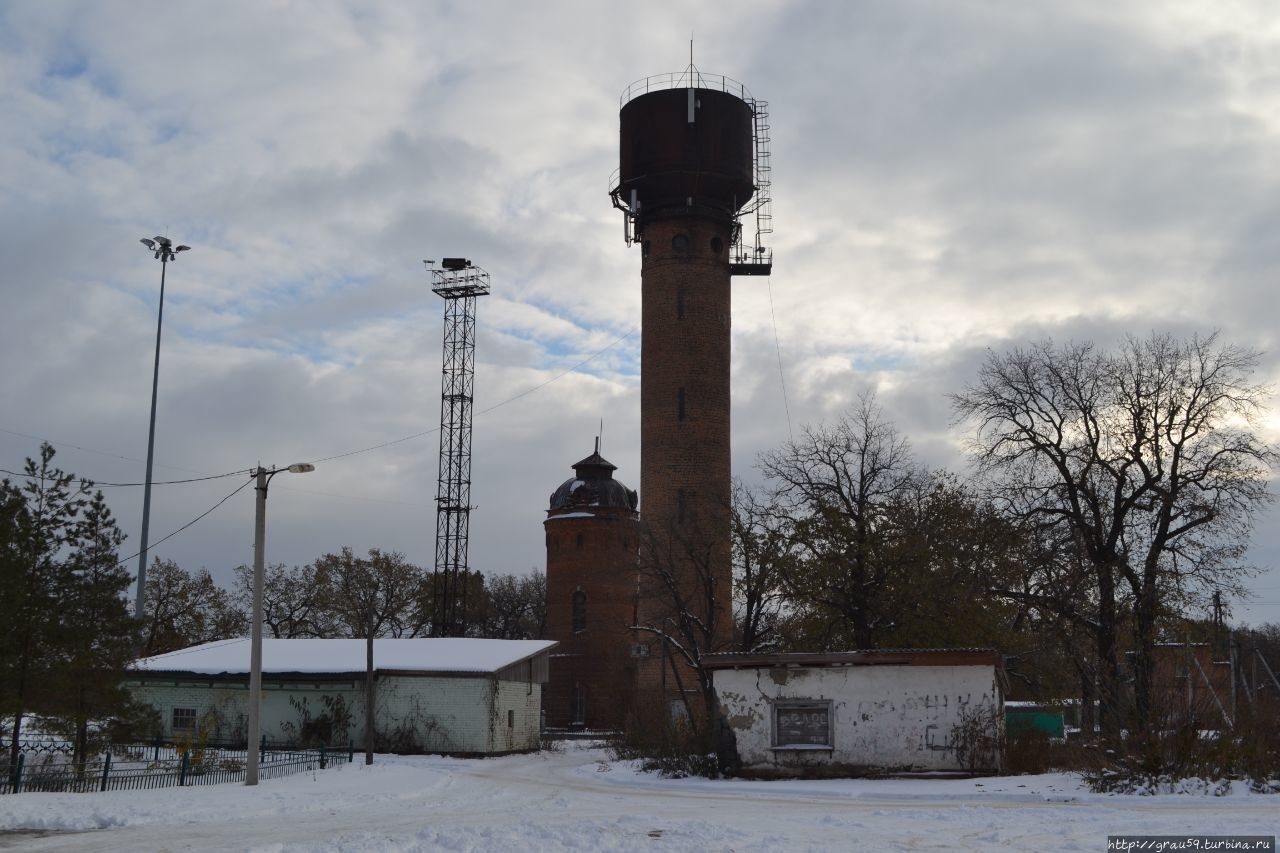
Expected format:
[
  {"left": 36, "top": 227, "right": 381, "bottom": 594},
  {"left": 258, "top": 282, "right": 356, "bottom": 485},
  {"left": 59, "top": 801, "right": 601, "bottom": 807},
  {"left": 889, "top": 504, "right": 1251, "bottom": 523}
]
[
  {"left": 617, "top": 86, "right": 756, "bottom": 225},
  {"left": 611, "top": 73, "right": 771, "bottom": 673}
]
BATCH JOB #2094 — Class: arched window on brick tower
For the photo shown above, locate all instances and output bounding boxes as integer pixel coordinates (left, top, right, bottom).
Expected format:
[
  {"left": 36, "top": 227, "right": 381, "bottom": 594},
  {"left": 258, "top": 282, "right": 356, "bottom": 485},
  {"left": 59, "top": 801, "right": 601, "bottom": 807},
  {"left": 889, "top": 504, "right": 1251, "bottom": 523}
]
[{"left": 543, "top": 440, "right": 640, "bottom": 731}]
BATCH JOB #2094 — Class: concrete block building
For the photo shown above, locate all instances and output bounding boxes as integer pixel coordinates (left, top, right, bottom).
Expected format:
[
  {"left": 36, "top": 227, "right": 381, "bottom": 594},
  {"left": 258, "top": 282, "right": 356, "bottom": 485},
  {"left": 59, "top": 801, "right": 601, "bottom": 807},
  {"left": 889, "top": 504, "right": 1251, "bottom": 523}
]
[
  {"left": 707, "top": 650, "right": 1006, "bottom": 775},
  {"left": 127, "top": 638, "right": 556, "bottom": 755}
]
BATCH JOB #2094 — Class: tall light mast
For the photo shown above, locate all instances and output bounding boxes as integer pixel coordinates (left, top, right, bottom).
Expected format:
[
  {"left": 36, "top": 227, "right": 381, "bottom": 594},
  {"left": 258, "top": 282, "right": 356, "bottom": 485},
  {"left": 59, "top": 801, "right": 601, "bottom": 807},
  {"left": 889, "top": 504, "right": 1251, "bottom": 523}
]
[{"left": 428, "top": 258, "right": 490, "bottom": 637}]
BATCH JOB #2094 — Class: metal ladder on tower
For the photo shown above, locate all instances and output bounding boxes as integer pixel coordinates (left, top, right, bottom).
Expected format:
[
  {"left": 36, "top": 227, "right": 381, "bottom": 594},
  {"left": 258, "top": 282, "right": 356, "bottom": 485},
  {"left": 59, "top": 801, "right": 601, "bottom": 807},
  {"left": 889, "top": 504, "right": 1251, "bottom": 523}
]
[{"left": 752, "top": 99, "right": 773, "bottom": 256}]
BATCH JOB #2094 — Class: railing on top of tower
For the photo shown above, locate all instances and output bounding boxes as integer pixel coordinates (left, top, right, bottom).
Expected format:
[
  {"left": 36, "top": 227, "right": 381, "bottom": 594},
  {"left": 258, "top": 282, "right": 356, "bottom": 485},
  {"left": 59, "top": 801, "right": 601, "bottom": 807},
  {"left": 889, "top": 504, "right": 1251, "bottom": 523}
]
[
  {"left": 618, "top": 71, "right": 754, "bottom": 108},
  {"left": 610, "top": 72, "right": 772, "bottom": 275}
]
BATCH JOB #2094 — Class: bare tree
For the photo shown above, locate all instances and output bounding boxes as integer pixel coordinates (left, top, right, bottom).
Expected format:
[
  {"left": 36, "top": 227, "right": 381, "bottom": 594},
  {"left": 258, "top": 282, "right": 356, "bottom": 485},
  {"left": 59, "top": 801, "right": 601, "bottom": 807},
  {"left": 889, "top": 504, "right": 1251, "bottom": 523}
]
[
  {"left": 633, "top": 510, "right": 736, "bottom": 765},
  {"left": 312, "top": 547, "right": 426, "bottom": 764},
  {"left": 474, "top": 571, "right": 546, "bottom": 640},
  {"left": 730, "top": 481, "right": 788, "bottom": 653},
  {"left": 142, "top": 558, "right": 246, "bottom": 656},
  {"left": 232, "top": 562, "right": 332, "bottom": 639},
  {"left": 758, "top": 393, "right": 918, "bottom": 649},
  {"left": 953, "top": 332, "right": 1277, "bottom": 739}
]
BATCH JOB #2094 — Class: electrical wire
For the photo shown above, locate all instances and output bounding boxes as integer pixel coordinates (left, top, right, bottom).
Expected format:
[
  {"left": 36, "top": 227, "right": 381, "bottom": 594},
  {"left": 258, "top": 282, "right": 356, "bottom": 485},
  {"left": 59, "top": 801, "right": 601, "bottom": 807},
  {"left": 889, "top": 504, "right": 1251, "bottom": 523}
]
[
  {"left": 766, "top": 277, "right": 794, "bottom": 443},
  {"left": 306, "top": 325, "right": 639, "bottom": 465},
  {"left": 477, "top": 326, "right": 637, "bottom": 416},
  {"left": 0, "top": 467, "right": 250, "bottom": 487},
  {"left": 0, "top": 426, "right": 208, "bottom": 476},
  {"left": 10, "top": 322, "right": 637, "bottom": 479},
  {"left": 114, "top": 476, "right": 253, "bottom": 569}
]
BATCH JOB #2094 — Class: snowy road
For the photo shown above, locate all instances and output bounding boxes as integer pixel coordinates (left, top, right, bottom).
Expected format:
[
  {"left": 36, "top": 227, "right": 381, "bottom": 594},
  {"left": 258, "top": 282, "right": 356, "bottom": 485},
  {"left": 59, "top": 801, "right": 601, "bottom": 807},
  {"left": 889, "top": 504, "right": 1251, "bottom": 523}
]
[{"left": 0, "top": 743, "right": 1274, "bottom": 851}]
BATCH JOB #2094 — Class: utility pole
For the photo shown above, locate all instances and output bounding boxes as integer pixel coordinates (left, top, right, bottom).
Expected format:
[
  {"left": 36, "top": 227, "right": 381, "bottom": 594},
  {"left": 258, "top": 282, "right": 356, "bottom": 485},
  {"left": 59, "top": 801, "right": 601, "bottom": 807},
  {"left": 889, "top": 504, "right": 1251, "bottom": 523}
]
[{"left": 246, "top": 462, "right": 315, "bottom": 786}]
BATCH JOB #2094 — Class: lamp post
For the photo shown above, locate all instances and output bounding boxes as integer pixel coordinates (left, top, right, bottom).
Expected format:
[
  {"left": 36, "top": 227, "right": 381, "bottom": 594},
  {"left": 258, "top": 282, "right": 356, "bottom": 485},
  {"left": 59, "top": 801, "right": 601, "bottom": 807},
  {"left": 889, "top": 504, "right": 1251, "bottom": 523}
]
[
  {"left": 246, "top": 462, "right": 315, "bottom": 786},
  {"left": 134, "top": 236, "right": 190, "bottom": 619}
]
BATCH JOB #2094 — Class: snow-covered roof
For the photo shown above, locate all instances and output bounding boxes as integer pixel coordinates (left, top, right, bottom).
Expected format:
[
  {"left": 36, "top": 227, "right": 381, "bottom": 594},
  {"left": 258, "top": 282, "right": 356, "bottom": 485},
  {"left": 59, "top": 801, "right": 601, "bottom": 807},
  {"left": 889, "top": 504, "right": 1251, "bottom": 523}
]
[
  {"left": 132, "top": 638, "right": 557, "bottom": 676},
  {"left": 703, "top": 649, "right": 1002, "bottom": 670}
]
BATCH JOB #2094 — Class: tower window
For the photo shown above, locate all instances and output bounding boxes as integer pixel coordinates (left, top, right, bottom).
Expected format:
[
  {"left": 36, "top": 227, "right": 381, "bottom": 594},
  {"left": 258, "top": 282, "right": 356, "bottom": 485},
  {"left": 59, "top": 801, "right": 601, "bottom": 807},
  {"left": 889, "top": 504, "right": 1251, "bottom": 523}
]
[
  {"left": 678, "top": 488, "right": 687, "bottom": 525},
  {"left": 676, "top": 289, "right": 684, "bottom": 320},
  {"left": 678, "top": 388, "right": 686, "bottom": 421},
  {"left": 710, "top": 236, "right": 724, "bottom": 254},
  {"left": 572, "top": 590, "right": 587, "bottom": 633},
  {"left": 671, "top": 233, "right": 690, "bottom": 252},
  {"left": 576, "top": 533, "right": 583, "bottom": 549}
]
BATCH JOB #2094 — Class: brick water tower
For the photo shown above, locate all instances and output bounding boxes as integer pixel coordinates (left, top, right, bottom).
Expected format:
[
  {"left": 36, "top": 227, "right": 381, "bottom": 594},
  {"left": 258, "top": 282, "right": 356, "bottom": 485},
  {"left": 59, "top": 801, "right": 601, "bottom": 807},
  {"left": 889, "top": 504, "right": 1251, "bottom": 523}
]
[
  {"left": 610, "top": 67, "right": 772, "bottom": 677},
  {"left": 544, "top": 442, "right": 640, "bottom": 729}
]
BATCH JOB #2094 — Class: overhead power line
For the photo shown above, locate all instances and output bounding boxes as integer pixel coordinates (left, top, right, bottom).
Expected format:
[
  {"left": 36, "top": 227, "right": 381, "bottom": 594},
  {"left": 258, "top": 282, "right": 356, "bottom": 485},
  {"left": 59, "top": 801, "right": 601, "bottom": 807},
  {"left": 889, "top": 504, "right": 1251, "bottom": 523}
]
[
  {"left": 115, "top": 476, "right": 253, "bottom": 570},
  {"left": 0, "top": 426, "right": 208, "bottom": 476},
  {"left": 766, "top": 277, "right": 794, "bottom": 443},
  {"left": 305, "top": 325, "right": 638, "bottom": 466},
  {"left": 4, "top": 323, "right": 640, "bottom": 477},
  {"left": 0, "top": 467, "right": 250, "bottom": 488}
]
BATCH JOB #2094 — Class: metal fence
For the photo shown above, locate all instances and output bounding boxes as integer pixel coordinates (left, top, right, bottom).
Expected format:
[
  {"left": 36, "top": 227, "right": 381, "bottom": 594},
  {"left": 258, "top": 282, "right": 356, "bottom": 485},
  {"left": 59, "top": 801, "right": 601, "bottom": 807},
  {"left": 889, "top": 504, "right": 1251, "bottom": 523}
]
[{"left": 1, "top": 740, "right": 351, "bottom": 794}]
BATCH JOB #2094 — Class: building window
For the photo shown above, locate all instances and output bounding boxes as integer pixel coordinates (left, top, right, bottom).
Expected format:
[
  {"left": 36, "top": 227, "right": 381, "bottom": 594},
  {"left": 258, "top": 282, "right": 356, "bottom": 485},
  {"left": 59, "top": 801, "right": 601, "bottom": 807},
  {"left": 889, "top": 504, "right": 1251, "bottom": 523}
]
[
  {"left": 172, "top": 707, "right": 198, "bottom": 733},
  {"left": 677, "top": 387, "right": 685, "bottom": 421},
  {"left": 572, "top": 590, "right": 587, "bottom": 633},
  {"left": 572, "top": 684, "right": 586, "bottom": 726},
  {"left": 772, "top": 700, "right": 833, "bottom": 749},
  {"left": 576, "top": 533, "right": 583, "bottom": 549},
  {"left": 508, "top": 709, "right": 515, "bottom": 728},
  {"left": 676, "top": 288, "right": 685, "bottom": 320}
]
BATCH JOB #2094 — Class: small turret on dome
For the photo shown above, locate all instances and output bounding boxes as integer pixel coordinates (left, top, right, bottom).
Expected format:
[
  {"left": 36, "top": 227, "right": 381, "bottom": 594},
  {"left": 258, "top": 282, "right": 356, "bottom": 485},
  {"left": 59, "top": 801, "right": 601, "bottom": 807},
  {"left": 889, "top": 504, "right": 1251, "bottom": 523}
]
[{"left": 548, "top": 439, "right": 638, "bottom": 513}]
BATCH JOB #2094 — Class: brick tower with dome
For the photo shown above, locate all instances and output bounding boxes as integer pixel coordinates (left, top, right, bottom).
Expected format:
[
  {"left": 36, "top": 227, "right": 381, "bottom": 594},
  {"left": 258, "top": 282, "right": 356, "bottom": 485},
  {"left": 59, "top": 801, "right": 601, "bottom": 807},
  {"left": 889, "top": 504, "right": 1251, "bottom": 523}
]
[{"left": 543, "top": 441, "right": 640, "bottom": 730}]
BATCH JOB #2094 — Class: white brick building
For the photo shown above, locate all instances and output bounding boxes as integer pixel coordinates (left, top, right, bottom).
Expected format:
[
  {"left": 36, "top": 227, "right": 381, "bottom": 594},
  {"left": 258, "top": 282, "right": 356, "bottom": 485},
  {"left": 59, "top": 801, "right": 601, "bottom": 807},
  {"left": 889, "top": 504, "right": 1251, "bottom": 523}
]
[
  {"left": 707, "top": 650, "right": 1005, "bottom": 776},
  {"left": 126, "top": 638, "right": 556, "bottom": 755}
]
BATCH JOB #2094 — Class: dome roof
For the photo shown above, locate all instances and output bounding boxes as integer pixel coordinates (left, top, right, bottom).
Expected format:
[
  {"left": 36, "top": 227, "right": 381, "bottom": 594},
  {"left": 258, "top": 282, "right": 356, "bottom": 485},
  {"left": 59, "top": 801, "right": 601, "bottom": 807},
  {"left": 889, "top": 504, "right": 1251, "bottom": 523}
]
[{"left": 548, "top": 445, "right": 637, "bottom": 512}]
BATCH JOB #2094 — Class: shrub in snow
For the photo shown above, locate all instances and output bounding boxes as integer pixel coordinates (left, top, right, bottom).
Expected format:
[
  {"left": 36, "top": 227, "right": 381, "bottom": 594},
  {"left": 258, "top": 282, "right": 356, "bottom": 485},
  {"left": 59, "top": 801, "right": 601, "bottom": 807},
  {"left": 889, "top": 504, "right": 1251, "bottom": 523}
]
[{"left": 1081, "top": 706, "right": 1280, "bottom": 795}]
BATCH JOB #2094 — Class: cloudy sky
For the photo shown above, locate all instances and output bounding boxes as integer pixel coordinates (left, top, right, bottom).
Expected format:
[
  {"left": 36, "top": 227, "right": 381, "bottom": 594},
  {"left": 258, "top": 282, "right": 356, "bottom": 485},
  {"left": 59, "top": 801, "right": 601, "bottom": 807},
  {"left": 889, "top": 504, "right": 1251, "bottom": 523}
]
[{"left": 2, "top": 0, "right": 1278, "bottom": 625}]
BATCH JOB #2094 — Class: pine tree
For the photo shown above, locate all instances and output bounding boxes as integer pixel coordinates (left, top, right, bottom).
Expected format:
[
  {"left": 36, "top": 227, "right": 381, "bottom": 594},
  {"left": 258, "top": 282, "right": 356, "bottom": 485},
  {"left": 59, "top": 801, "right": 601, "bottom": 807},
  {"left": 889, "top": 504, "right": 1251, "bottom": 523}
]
[
  {"left": 0, "top": 444, "right": 89, "bottom": 767},
  {"left": 0, "top": 444, "right": 152, "bottom": 768},
  {"left": 43, "top": 492, "right": 147, "bottom": 766}
]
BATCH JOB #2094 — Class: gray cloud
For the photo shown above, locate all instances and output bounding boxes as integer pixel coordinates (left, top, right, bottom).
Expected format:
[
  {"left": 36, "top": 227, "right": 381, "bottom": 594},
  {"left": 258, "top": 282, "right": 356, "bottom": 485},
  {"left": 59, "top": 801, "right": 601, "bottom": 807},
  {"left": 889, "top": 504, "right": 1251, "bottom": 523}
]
[{"left": 1, "top": 0, "right": 1277, "bottom": 627}]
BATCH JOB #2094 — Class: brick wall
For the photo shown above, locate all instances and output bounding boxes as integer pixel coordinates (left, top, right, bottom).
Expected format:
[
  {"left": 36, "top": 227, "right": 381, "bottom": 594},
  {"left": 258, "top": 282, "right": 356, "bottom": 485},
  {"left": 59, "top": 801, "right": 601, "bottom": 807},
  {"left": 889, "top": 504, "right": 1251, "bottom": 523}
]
[
  {"left": 544, "top": 507, "right": 639, "bottom": 729},
  {"left": 636, "top": 215, "right": 735, "bottom": 696}
]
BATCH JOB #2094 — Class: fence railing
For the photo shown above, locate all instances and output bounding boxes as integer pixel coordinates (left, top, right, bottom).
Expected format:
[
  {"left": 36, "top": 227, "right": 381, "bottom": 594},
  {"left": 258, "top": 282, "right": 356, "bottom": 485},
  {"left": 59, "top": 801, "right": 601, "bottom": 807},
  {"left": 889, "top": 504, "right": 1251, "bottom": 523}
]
[
  {"left": 619, "top": 71, "right": 754, "bottom": 107},
  {"left": 1, "top": 740, "right": 352, "bottom": 794}
]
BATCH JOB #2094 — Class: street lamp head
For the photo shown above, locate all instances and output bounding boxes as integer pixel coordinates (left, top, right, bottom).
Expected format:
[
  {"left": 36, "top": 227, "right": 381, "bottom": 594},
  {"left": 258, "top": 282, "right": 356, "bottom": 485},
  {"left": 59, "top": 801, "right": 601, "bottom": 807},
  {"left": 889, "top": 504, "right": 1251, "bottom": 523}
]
[
  {"left": 140, "top": 238, "right": 156, "bottom": 250},
  {"left": 175, "top": 245, "right": 191, "bottom": 253},
  {"left": 286, "top": 463, "right": 316, "bottom": 474},
  {"left": 154, "top": 236, "right": 171, "bottom": 247}
]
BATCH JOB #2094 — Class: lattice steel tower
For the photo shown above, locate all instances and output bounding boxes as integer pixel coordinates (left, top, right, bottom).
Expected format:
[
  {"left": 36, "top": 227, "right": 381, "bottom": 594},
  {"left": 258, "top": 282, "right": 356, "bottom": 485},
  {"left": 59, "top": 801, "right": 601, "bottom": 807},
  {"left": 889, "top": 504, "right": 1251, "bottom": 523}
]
[{"left": 428, "top": 257, "right": 490, "bottom": 637}]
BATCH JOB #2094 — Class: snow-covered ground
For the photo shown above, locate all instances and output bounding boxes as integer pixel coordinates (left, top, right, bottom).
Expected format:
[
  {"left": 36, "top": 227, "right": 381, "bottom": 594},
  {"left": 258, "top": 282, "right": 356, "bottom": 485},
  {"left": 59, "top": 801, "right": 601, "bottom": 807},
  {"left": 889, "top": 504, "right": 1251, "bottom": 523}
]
[{"left": 0, "top": 743, "right": 1274, "bottom": 852}]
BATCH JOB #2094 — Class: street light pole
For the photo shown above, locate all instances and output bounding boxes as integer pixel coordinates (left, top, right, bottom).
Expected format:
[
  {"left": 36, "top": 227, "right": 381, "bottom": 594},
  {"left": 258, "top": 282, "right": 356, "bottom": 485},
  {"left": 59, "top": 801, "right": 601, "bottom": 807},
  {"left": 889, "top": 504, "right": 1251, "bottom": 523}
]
[
  {"left": 134, "top": 236, "right": 190, "bottom": 619},
  {"left": 246, "top": 462, "right": 314, "bottom": 786}
]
